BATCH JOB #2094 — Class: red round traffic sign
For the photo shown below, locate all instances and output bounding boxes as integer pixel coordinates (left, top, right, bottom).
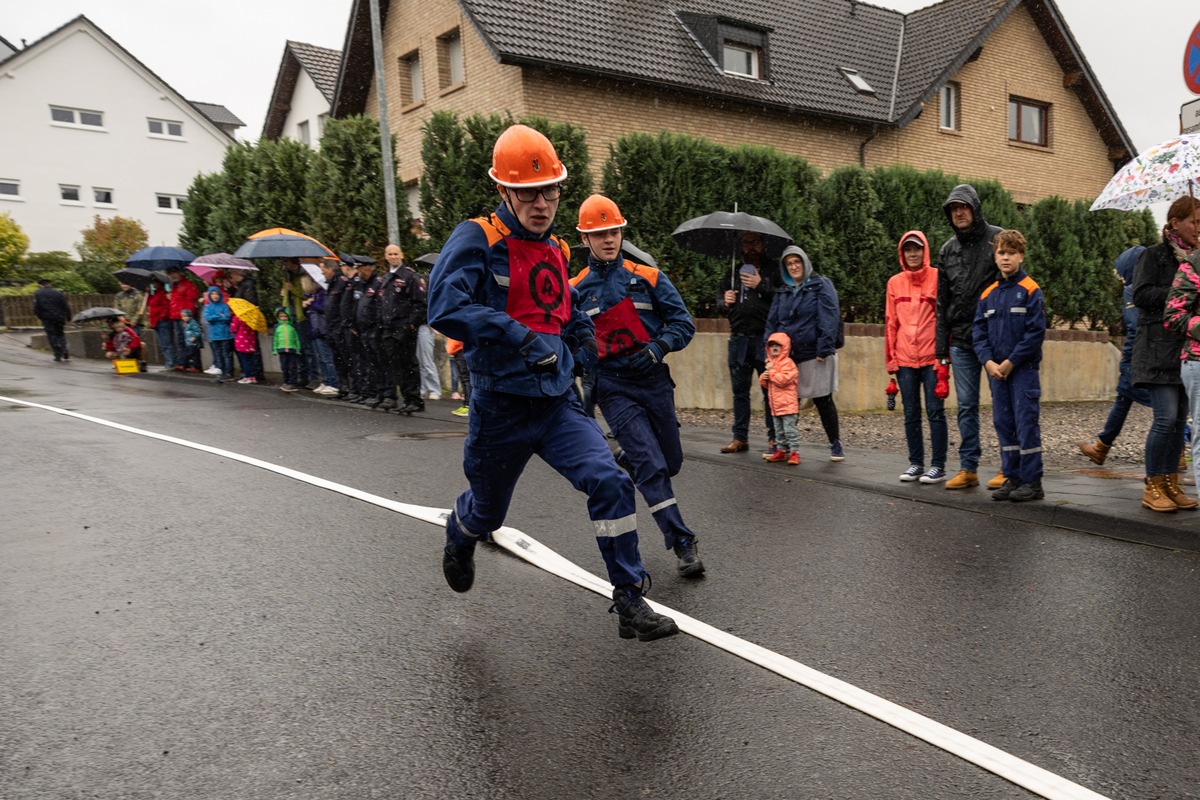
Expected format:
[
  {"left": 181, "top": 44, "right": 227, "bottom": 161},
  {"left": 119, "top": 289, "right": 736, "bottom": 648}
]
[{"left": 1187, "top": 20, "right": 1200, "bottom": 95}]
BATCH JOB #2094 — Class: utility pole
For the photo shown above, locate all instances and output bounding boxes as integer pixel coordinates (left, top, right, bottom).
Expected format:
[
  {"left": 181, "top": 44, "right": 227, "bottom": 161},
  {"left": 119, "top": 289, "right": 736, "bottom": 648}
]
[{"left": 369, "top": 0, "right": 401, "bottom": 245}]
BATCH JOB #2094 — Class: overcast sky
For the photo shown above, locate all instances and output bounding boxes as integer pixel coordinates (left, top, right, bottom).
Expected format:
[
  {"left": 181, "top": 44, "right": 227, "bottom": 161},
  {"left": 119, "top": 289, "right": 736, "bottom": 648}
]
[{"left": 4, "top": 1, "right": 1196, "bottom": 155}]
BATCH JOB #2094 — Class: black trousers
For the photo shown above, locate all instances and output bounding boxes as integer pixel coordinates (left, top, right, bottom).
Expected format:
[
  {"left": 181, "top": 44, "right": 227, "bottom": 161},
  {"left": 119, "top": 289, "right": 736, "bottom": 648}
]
[
  {"left": 42, "top": 321, "right": 68, "bottom": 359},
  {"left": 380, "top": 328, "right": 421, "bottom": 404}
]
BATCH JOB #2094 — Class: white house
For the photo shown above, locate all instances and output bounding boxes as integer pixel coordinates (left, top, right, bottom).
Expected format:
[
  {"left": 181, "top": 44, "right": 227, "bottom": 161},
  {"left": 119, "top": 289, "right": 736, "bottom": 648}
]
[
  {"left": 261, "top": 41, "right": 341, "bottom": 150},
  {"left": 0, "top": 16, "right": 242, "bottom": 257}
]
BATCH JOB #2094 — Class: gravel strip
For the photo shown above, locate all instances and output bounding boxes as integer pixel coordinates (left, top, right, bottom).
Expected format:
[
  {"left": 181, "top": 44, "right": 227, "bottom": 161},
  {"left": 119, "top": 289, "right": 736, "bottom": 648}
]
[{"left": 677, "top": 399, "right": 1156, "bottom": 472}]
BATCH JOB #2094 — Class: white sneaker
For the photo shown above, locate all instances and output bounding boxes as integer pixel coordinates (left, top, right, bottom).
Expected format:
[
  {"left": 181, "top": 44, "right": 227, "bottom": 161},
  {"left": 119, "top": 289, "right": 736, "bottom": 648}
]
[
  {"left": 313, "top": 383, "right": 329, "bottom": 394},
  {"left": 237, "top": 376, "right": 253, "bottom": 384},
  {"left": 204, "top": 365, "right": 221, "bottom": 375},
  {"left": 317, "top": 385, "right": 339, "bottom": 395},
  {"left": 428, "top": 392, "right": 441, "bottom": 400}
]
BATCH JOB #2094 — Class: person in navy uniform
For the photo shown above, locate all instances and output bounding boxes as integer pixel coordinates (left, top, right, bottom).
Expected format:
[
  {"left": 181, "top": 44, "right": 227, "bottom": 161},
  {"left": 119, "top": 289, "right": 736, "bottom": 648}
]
[
  {"left": 972, "top": 229, "right": 1046, "bottom": 502},
  {"left": 570, "top": 194, "right": 704, "bottom": 578},
  {"left": 378, "top": 244, "right": 427, "bottom": 413},
  {"left": 428, "top": 125, "right": 677, "bottom": 642}
]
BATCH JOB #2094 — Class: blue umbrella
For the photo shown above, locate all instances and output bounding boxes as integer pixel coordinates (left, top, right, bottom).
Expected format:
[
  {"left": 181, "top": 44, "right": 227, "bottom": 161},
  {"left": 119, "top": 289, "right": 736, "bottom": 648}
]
[
  {"left": 125, "top": 245, "right": 197, "bottom": 271},
  {"left": 233, "top": 233, "right": 335, "bottom": 260}
]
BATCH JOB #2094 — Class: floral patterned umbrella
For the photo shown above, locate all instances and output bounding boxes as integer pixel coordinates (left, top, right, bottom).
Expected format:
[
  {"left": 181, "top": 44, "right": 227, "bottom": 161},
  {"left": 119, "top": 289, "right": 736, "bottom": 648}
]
[{"left": 1090, "top": 135, "right": 1199, "bottom": 211}]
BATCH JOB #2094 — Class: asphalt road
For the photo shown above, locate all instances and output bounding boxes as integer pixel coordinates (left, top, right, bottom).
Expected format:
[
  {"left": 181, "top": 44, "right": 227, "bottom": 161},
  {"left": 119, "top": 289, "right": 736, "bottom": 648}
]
[{"left": 3, "top": 343, "right": 1199, "bottom": 800}]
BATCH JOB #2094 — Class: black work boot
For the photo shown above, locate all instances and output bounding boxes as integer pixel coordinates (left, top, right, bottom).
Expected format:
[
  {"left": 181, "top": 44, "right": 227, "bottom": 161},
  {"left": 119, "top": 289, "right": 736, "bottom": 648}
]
[
  {"left": 379, "top": 398, "right": 398, "bottom": 412},
  {"left": 1010, "top": 481, "right": 1044, "bottom": 502},
  {"left": 442, "top": 513, "right": 477, "bottom": 593},
  {"left": 992, "top": 478, "right": 1017, "bottom": 501},
  {"left": 609, "top": 586, "right": 678, "bottom": 641},
  {"left": 672, "top": 538, "right": 706, "bottom": 577}
]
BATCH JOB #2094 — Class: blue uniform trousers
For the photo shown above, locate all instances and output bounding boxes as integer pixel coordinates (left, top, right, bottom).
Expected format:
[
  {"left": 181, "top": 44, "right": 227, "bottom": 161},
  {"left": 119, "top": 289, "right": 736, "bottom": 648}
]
[
  {"left": 447, "top": 388, "right": 647, "bottom": 589},
  {"left": 594, "top": 364, "right": 696, "bottom": 550},
  {"left": 989, "top": 364, "right": 1043, "bottom": 484}
]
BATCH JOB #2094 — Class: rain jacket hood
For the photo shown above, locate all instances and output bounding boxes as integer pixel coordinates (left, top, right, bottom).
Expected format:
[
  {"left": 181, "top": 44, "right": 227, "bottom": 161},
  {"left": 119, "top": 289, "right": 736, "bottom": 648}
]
[
  {"left": 765, "top": 331, "right": 792, "bottom": 358},
  {"left": 943, "top": 184, "right": 991, "bottom": 244},
  {"left": 896, "top": 230, "right": 931, "bottom": 272},
  {"left": 272, "top": 306, "right": 302, "bottom": 354},
  {"left": 779, "top": 245, "right": 813, "bottom": 286}
]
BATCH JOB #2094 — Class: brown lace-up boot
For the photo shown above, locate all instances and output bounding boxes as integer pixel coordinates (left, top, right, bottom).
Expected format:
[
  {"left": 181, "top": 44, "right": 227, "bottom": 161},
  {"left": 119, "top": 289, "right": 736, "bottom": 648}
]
[
  {"left": 1142, "top": 476, "right": 1178, "bottom": 513},
  {"left": 1078, "top": 439, "right": 1110, "bottom": 466},
  {"left": 1162, "top": 473, "right": 1198, "bottom": 510}
]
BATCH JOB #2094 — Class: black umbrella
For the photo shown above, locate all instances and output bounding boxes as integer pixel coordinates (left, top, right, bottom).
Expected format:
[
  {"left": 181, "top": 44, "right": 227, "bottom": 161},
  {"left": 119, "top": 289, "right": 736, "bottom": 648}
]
[
  {"left": 671, "top": 211, "right": 793, "bottom": 261},
  {"left": 414, "top": 252, "right": 440, "bottom": 269},
  {"left": 113, "top": 268, "right": 156, "bottom": 290},
  {"left": 72, "top": 307, "right": 125, "bottom": 323},
  {"left": 125, "top": 246, "right": 197, "bottom": 271},
  {"left": 232, "top": 234, "right": 336, "bottom": 260}
]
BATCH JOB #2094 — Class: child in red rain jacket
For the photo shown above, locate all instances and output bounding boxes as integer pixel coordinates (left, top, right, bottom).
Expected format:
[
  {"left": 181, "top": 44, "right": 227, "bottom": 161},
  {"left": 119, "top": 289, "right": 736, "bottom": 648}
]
[
  {"left": 885, "top": 230, "right": 948, "bottom": 484},
  {"left": 759, "top": 331, "right": 801, "bottom": 465}
]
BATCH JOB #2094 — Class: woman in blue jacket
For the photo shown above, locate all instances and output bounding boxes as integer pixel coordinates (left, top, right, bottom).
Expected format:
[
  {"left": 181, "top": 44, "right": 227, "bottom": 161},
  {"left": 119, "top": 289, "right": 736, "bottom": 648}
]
[{"left": 764, "top": 245, "right": 844, "bottom": 461}]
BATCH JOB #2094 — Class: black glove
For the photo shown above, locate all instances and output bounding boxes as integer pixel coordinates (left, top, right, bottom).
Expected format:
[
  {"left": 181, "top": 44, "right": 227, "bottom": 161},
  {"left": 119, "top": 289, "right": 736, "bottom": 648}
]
[
  {"left": 573, "top": 340, "right": 599, "bottom": 377},
  {"left": 520, "top": 329, "right": 559, "bottom": 375},
  {"left": 627, "top": 339, "right": 667, "bottom": 376}
]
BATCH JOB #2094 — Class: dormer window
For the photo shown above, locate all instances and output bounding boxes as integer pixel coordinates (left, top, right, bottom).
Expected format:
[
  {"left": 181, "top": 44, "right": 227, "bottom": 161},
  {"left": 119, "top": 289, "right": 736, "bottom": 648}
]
[{"left": 677, "top": 12, "right": 771, "bottom": 82}]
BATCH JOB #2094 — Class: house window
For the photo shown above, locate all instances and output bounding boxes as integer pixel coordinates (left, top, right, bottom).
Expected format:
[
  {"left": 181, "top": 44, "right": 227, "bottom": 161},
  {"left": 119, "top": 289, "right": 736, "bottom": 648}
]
[
  {"left": 839, "top": 67, "right": 876, "bottom": 96},
  {"left": 723, "top": 42, "right": 760, "bottom": 78},
  {"left": 0, "top": 180, "right": 19, "bottom": 198},
  {"left": 400, "top": 51, "right": 424, "bottom": 105},
  {"left": 50, "top": 106, "right": 104, "bottom": 128},
  {"left": 298, "top": 120, "right": 311, "bottom": 145},
  {"left": 60, "top": 185, "right": 81, "bottom": 203},
  {"left": 94, "top": 188, "right": 114, "bottom": 205},
  {"left": 939, "top": 82, "right": 959, "bottom": 130},
  {"left": 438, "top": 30, "right": 465, "bottom": 87},
  {"left": 1009, "top": 97, "right": 1048, "bottom": 146},
  {"left": 148, "top": 118, "right": 183, "bottom": 137},
  {"left": 156, "top": 194, "right": 186, "bottom": 211}
]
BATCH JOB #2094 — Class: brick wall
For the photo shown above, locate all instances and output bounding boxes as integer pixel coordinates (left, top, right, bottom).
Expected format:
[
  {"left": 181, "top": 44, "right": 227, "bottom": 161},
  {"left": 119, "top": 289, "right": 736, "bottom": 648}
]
[{"left": 372, "top": 1, "right": 1119, "bottom": 207}]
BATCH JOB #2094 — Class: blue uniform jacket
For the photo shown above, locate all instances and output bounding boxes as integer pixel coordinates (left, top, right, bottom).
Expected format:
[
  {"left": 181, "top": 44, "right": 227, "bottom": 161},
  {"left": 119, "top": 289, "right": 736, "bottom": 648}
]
[
  {"left": 427, "top": 204, "right": 594, "bottom": 397},
  {"left": 571, "top": 254, "right": 695, "bottom": 375},
  {"left": 972, "top": 269, "right": 1046, "bottom": 368}
]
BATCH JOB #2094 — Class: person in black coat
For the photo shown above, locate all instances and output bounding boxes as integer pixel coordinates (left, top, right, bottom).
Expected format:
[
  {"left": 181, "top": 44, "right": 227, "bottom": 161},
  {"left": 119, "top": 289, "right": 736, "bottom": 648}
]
[
  {"left": 1131, "top": 195, "right": 1200, "bottom": 511},
  {"left": 378, "top": 244, "right": 427, "bottom": 413},
  {"left": 32, "top": 278, "right": 71, "bottom": 361}
]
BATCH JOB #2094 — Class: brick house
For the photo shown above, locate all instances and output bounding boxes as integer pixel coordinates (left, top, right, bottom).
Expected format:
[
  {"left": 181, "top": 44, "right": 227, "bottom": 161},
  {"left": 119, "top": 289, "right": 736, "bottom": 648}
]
[{"left": 318, "top": 0, "right": 1133, "bottom": 210}]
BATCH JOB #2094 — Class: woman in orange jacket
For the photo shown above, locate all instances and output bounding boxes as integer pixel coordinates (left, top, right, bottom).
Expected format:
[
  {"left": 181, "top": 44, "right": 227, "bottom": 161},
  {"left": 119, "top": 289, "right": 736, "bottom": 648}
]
[{"left": 885, "top": 230, "right": 948, "bottom": 484}]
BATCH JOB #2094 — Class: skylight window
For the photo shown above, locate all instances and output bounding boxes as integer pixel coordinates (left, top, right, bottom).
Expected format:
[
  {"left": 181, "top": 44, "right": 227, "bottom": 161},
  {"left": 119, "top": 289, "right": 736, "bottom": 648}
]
[{"left": 839, "top": 67, "right": 876, "bottom": 96}]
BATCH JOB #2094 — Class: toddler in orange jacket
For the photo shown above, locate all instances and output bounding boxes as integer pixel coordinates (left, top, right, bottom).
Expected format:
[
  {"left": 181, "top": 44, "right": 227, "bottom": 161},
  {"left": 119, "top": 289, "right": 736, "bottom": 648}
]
[{"left": 760, "top": 331, "right": 801, "bottom": 465}]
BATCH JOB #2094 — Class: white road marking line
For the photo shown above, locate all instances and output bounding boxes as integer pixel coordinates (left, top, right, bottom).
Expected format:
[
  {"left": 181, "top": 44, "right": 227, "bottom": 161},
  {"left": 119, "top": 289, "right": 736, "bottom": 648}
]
[{"left": 2, "top": 395, "right": 1112, "bottom": 800}]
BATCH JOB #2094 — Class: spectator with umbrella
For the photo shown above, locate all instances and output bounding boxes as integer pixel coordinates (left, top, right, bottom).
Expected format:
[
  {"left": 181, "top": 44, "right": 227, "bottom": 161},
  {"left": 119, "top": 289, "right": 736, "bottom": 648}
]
[
  {"left": 113, "top": 279, "right": 145, "bottom": 335},
  {"left": 673, "top": 210, "right": 791, "bottom": 456},
  {"left": 228, "top": 298, "right": 267, "bottom": 384},
  {"left": 146, "top": 276, "right": 172, "bottom": 369},
  {"left": 165, "top": 266, "right": 201, "bottom": 371},
  {"left": 32, "top": 277, "right": 72, "bottom": 362}
]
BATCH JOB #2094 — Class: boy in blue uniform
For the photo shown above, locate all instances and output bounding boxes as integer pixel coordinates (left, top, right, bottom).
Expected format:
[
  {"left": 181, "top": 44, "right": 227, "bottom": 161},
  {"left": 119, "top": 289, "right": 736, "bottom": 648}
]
[
  {"left": 972, "top": 230, "right": 1046, "bottom": 502},
  {"left": 427, "top": 125, "right": 677, "bottom": 642},
  {"left": 570, "top": 195, "right": 704, "bottom": 577}
]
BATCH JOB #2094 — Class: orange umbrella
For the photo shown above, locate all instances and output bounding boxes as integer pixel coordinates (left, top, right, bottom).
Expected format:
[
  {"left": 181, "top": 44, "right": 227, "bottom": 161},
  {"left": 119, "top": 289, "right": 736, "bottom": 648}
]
[{"left": 249, "top": 227, "right": 316, "bottom": 240}]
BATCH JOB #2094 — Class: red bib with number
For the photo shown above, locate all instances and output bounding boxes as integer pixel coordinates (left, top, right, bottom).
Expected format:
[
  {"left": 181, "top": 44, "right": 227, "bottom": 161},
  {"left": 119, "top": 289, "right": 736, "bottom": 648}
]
[
  {"left": 505, "top": 239, "right": 570, "bottom": 334},
  {"left": 593, "top": 296, "right": 650, "bottom": 358}
]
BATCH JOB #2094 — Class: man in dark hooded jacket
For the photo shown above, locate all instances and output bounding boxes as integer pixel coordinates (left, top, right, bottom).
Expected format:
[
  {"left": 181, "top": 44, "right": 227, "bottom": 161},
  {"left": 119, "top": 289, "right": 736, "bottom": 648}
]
[{"left": 935, "top": 184, "right": 1001, "bottom": 490}]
